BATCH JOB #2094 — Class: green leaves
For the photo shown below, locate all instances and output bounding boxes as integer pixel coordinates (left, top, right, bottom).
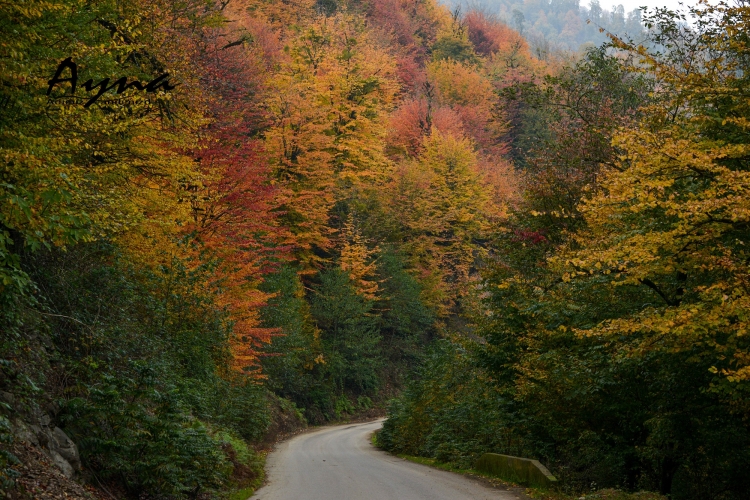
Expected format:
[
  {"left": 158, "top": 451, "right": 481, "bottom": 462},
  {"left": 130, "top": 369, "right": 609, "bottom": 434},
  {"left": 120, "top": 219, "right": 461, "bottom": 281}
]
[
  {"left": 63, "top": 368, "right": 229, "bottom": 496},
  {"left": 311, "top": 267, "right": 382, "bottom": 394},
  {"left": 382, "top": 5, "right": 750, "bottom": 498}
]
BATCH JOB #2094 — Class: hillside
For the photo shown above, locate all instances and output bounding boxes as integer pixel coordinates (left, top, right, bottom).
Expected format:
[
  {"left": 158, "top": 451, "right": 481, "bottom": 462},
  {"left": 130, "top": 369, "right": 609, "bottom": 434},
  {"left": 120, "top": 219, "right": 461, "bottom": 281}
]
[
  {"left": 444, "top": 0, "right": 647, "bottom": 54},
  {"left": 1, "top": 0, "right": 749, "bottom": 499}
]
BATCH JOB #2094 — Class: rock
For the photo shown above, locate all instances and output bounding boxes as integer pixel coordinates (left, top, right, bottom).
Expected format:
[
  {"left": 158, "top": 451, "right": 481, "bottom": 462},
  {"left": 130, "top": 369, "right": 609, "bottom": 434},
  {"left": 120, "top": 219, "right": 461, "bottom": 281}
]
[
  {"left": 15, "top": 417, "right": 82, "bottom": 478},
  {"left": 30, "top": 423, "right": 48, "bottom": 447},
  {"left": 11, "top": 441, "right": 94, "bottom": 499},
  {"left": 0, "top": 391, "right": 14, "bottom": 405},
  {"left": 49, "top": 450, "right": 75, "bottom": 478},
  {"left": 45, "top": 400, "right": 61, "bottom": 416},
  {"left": 39, "top": 413, "right": 52, "bottom": 427},
  {"left": 51, "top": 427, "right": 81, "bottom": 471},
  {"left": 11, "top": 419, "right": 40, "bottom": 446}
]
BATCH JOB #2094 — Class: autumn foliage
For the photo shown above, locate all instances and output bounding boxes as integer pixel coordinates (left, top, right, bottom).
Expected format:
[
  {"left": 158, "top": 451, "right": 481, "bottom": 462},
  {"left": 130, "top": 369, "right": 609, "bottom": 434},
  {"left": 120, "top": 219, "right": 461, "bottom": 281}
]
[
  {"left": 381, "top": 3, "right": 750, "bottom": 500},
  {"left": 8, "top": 0, "right": 749, "bottom": 499}
]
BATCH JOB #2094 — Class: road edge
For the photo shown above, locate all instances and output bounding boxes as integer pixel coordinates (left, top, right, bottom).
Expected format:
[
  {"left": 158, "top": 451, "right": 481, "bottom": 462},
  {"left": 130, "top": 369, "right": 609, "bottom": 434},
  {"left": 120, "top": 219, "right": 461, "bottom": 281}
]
[
  {"left": 250, "top": 419, "right": 387, "bottom": 497},
  {"left": 369, "top": 429, "right": 534, "bottom": 500}
]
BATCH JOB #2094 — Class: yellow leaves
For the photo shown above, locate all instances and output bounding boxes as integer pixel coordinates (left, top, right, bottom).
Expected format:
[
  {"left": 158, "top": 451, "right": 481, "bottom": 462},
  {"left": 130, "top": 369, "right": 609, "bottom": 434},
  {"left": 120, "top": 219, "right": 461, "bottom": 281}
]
[
  {"left": 528, "top": 207, "right": 577, "bottom": 219},
  {"left": 568, "top": 125, "right": 750, "bottom": 286},
  {"left": 383, "top": 129, "right": 492, "bottom": 312},
  {"left": 339, "top": 215, "right": 380, "bottom": 300},
  {"left": 427, "top": 59, "right": 493, "bottom": 108},
  {"left": 264, "top": 13, "right": 398, "bottom": 265},
  {"left": 546, "top": 1, "right": 750, "bottom": 389}
]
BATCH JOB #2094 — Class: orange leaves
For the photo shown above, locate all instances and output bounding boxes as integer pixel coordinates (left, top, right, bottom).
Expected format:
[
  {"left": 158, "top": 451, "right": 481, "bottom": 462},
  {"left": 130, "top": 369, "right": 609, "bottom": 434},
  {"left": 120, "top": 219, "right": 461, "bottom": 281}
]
[
  {"left": 238, "top": 0, "right": 316, "bottom": 30},
  {"left": 387, "top": 98, "right": 464, "bottom": 157},
  {"left": 477, "top": 156, "right": 518, "bottom": 219},
  {"left": 187, "top": 130, "right": 282, "bottom": 373},
  {"left": 226, "top": 294, "right": 278, "bottom": 375},
  {"left": 264, "top": 13, "right": 398, "bottom": 267},
  {"left": 427, "top": 59, "right": 493, "bottom": 107},
  {"left": 464, "top": 9, "right": 534, "bottom": 75},
  {"left": 376, "top": 6, "right": 527, "bottom": 313},
  {"left": 4, "top": 0, "right": 529, "bottom": 387},
  {"left": 365, "top": 0, "right": 441, "bottom": 59},
  {"left": 425, "top": 59, "right": 509, "bottom": 158},
  {"left": 182, "top": 25, "right": 290, "bottom": 374}
]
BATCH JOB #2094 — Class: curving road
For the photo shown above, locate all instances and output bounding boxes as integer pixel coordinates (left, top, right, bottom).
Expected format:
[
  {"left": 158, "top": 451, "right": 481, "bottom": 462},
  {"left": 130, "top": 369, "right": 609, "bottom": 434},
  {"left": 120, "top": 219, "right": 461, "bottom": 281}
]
[{"left": 251, "top": 420, "right": 522, "bottom": 500}]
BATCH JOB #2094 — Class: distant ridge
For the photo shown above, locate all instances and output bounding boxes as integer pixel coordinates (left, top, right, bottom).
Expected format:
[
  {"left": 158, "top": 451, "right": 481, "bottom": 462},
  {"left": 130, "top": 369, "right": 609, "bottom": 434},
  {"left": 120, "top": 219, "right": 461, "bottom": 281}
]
[{"left": 441, "top": 0, "right": 646, "bottom": 55}]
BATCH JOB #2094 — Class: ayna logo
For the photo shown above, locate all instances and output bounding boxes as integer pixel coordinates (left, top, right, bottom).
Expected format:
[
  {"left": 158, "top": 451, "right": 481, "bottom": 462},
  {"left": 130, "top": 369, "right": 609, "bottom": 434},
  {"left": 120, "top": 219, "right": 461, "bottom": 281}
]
[{"left": 47, "top": 57, "right": 178, "bottom": 108}]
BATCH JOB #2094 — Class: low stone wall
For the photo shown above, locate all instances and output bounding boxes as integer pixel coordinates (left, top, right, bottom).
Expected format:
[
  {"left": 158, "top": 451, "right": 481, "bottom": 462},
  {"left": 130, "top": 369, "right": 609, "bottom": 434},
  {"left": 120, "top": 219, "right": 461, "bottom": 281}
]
[{"left": 475, "top": 453, "right": 558, "bottom": 489}]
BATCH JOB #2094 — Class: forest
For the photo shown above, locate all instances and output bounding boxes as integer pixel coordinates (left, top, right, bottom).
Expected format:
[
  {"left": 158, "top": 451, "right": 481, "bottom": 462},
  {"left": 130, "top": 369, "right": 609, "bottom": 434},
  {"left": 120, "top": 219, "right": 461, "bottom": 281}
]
[
  {"left": 0, "top": 0, "right": 748, "bottom": 499},
  {"left": 446, "top": 0, "right": 648, "bottom": 55}
]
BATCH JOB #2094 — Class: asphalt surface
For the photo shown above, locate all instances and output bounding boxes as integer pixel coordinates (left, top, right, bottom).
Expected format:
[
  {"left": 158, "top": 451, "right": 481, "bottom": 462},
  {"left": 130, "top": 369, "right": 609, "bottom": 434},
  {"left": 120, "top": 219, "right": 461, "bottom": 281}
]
[{"left": 251, "top": 419, "right": 522, "bottom": 500}]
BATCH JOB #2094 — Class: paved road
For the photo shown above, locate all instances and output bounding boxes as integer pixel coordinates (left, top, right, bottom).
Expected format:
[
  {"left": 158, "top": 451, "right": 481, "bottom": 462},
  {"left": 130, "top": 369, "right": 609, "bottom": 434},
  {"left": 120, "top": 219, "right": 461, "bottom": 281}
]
[{"left": 251, "top": 420, "right": 522, "bottom": 500}]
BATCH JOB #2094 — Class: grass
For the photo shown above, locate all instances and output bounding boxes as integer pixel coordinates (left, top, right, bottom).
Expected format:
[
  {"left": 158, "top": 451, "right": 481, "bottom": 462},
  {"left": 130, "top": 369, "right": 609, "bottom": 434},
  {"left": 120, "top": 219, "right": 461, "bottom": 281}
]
[
  {"left": 370, "top": 431, "right": 523, "bottom": 491},
  {"left": 539, "top": 493, "right": 659, "bottom": 500},
  {"left": 393, "top": 454, "right": 665, "bottom": 500},
  {"left": 228, "top": 485, "right": 260, "bottom": 500},
  {"left": 396, "top": 454, "right": 476, "bottom": 475}
]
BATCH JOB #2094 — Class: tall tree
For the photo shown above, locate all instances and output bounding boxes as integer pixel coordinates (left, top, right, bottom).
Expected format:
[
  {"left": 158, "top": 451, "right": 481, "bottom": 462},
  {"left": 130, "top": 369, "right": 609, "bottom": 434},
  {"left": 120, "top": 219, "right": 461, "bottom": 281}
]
[
  {"left": 557, "top": 2, "right": 750, "bottom": 396},
  {"left": 264, "top": 13, "right": 398, "bottom": 267},
  {"left": 386, "top": 131, "right": 490, "bottom": 313}
]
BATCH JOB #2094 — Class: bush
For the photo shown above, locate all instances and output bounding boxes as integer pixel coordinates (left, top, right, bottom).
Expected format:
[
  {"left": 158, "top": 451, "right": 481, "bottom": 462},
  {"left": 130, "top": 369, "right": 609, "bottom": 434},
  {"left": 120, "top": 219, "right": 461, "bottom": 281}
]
[
  {"left": 62, "top": 365, "right": 228, "bottom": 497},
  {"left": 19, "top": 244, "right": 270, "bottom": 498}
]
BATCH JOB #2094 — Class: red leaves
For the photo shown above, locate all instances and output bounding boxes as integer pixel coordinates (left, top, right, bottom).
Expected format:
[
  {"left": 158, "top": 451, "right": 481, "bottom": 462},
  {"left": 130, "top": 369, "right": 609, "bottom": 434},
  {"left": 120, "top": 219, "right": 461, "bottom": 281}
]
[
  {"left": 512, "top": 229, "right": 548, "bottom": 245},
  {"left": 464, "top": 11, "right": 526, "bottom": 58},
  {"left": 395, "top": 55, "right": 425, "bottom": 92},
  {"left": 185, "top": 25, "right": 289, "bottom": 374},
  {"left": 366, "top": 0, "right": 438, "bottom": 61},
  {"left": 388, "top": 98, "right": 464, "bottom": 157}
]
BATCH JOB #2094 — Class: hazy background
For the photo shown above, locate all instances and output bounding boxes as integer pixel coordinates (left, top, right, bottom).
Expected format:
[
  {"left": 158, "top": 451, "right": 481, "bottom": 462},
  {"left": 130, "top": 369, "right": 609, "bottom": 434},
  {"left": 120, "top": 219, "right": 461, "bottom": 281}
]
[
  {"left": 444, "top": 0, "right": 701, "bottom": 55},
  {"left": 600, "top": 0, "right": 687, "bottom": 12}
]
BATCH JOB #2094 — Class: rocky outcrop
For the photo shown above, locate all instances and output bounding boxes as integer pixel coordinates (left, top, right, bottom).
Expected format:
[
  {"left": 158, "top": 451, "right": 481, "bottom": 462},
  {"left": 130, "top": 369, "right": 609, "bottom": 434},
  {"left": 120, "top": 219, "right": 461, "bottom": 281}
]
[
  {"left": 2, "top": 387, "right": 93, "bottom": 498},
  {"left": 8, "top": 441, "right": 102, "bottom": 500},
  {"left": 10, "top": 414, "right": 81, "bottom": 479}
]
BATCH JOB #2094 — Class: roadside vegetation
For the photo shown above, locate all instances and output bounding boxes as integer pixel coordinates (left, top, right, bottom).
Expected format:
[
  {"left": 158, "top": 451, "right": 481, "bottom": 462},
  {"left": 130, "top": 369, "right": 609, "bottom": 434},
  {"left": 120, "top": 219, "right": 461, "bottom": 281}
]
[{"left": 379, "top": 3, "right": 750, "bottom": 500}]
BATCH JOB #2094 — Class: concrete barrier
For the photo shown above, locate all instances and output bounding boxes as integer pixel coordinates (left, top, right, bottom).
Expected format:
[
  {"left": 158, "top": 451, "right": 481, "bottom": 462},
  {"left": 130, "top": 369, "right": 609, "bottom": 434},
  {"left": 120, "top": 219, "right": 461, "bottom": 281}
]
[{"left": 475, "top": 453, "right": 558, "bottom": 489}]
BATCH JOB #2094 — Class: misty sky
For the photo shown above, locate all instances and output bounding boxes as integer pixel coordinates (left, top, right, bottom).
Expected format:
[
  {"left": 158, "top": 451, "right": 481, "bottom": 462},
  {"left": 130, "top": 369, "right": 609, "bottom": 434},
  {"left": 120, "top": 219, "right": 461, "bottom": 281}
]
[{"left": 599, "top": 0, "right": 698, "bottom": 13}]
